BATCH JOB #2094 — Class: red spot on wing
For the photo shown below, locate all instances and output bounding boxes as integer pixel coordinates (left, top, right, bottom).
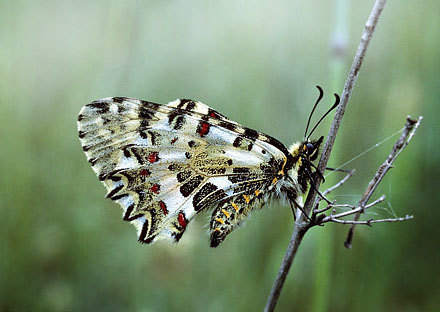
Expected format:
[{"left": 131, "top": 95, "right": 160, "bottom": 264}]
[
  {"left": 148, "top": 152, "right": 159, "bottom": 163},
  {"left": 178, "top": 212, "right": 187, "bottom": 228},
  {"left": 140, "top": 169, "right": 150, "bottom": 176},
  {"left": 150, "top": 184, "right": 160, "bottom": 194},
  {"left": 199, "top": 121, "right": 210, "bottom": 137},
  {"left": 159, "top": 201, "right": 168, "bottom": 215},
  {"left": 210, "top": 112, "right": 217, "bottom": 118},
  {"left": 171, "top": 137, "right": 178, "bottom": 144}
]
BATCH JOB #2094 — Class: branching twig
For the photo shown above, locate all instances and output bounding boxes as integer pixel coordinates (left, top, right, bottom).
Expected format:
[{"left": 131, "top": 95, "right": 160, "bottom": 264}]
[
  {"left": 322, "top": 169, "right": 355, "bottom": 197},
  {"left": 328, "top": 215, "right": 413, "bottom": 225},
  {"left": 264, "top": 1, "right": 389, "bottom": 311},
  {"left": 344, "top": 116, "right": 422, "bottom": 248},
  {"left": 322, "top": 195, "right": 386, "bottom": 221},
  {"left": 313, "top": 169, "right": 356, "bottom": 214}
]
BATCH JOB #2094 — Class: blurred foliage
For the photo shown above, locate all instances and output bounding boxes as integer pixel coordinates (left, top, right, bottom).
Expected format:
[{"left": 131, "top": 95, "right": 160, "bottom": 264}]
[{"left": 0, "top": 0, "right": 439, "bottom": 311}]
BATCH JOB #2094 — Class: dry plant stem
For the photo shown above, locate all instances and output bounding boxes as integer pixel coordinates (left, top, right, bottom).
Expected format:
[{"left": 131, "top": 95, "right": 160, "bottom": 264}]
[
  {"left": 313, "top": 169, "right": 356, "bottom": 214},
  {"left": 329, "top": 215, "right": 413, "bottom": 225},
  {"left": 264, "top": 1, "right": 388, "bottom": 311},
  {"left": 323, "top": 195, "right": 386, "bottom": 221},
  {"left": 344, "top": 116, "right": 422, "bottom": 248},
  {"left": 322, "top": 169, "right": 355, "bottom": 196}
]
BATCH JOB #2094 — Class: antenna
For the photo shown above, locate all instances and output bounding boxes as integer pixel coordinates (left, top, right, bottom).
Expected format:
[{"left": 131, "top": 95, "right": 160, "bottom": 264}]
[
  {"left": 304, "top": 86, "right": 324, "bottom": 139},
  {"left": 306, "top": 93, "right": 340, "bottom": 140}
]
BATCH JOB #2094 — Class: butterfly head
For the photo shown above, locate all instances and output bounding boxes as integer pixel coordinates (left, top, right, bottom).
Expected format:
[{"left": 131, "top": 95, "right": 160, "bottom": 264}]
[{"left": 289, "top": 135, "right": 323, "bottom": 161}]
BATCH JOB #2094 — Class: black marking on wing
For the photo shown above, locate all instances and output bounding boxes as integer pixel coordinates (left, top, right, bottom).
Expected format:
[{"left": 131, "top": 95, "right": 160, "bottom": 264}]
[
  {"left": 243, "top": 128, "right": 258, "bottom": 141},
  {"left": 111, "top": 193, "right": 129, "bottom": 201},
  {"left": 174, "top": 115, "right": 185, "bottom": 130},
  {"left": 139, "top": 210, "right": 158, "bottom": 244},
  {"left": 88, "top": 157, "right": 98, "bottom": 166},
  {"left": 218, "top": 121, "right": 237, "bottom": 132},
  {"left": 122, "top": 148, "right": 130, "bottom": 158},
  {"left": 262, "top": 135, "right": 290, "bottom": 156},
  {"left": 260, "top": 157, "right": 279, "bottom": 175},
  {"left": 176, "top": 170, "right": 192, "bottom": 183},
  {"left": 106, "top": 184, "right": 124, "bottom": 199},
  {"left": 139, "top": 220, "right": 153, "bottom": 243},
  {"left": 123, "top": 203, "right": 143, "bottom": 221},
  {"left": 167, "top": 111, "right": 179, "bottom": 124},
  {"left": 228, "top": 167, "right": 253, "bottom": 183},
  {"left": 112, "top": 97, "right": 128, "bottom": 104},
  {"left": 88, "top": 101, "right": 109, "bottom": 114},
  {"left": 130, "top": 148, "right": 145, "bottom": 165},
  {"left": 177, "top": 99, "right": 196, "bottom": 111},
  {"left": 180, "top": 175, "right": 204, "bottom": 197},
  {"left": 192, "top": 182, "right": 226, "bottom": 212},
  {"left": 149, "top": 131, "right": 158, "bottom": 145},
  {"left": 233, "top": 136, "right": 242, "bottom": 148},
  {"left": 138, "top": 106, "right": 155, "bottom": 119},
  {"left": 168, "top": 163, "right": 183, "bottom": 171}
]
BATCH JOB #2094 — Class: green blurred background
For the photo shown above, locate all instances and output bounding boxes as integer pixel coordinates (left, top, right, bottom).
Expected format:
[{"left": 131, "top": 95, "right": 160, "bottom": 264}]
[{"left": 1, "top": 0, "right": 438, "bottom": 311}]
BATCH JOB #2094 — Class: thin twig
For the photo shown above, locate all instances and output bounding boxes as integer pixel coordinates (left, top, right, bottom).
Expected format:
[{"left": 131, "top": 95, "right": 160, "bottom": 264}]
[
  {"left": 313, "top": 169, "right": 356, "bottom": 214},
  {"left": 264, "top": 1, "right": 388, "bottom": 311},
  {"left": 321, "top": 195, "right": 386, "bottom": 221},
  {"left": 322, "top": 169, "right": 355, "bottom": 196},
  {"left": 344, "top": 116, "right": 422, "bottom": 248},
  {"left": 328, "top": 215, "right": 413, "bottom": 225}
]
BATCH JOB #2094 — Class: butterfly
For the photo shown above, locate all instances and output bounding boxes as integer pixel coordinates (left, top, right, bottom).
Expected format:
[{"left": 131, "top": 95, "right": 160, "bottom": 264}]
[{"left": 77, "top": 88, "right": 338, "bottom": 247}]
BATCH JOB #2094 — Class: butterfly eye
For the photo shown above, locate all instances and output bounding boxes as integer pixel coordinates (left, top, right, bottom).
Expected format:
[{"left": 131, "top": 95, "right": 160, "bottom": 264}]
[{"left": 306, "top": 143, "right": 314, "bottom": 151}]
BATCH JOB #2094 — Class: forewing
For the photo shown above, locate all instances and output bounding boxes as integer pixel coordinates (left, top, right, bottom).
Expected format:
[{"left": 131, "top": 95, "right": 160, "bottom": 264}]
[{"left": 78, "top": 97, "right": 288, "bottom": 244}]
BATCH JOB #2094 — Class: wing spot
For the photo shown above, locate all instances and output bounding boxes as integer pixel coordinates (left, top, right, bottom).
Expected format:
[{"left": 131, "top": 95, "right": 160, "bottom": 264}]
[
  {"left": 243, "top": 128, "right": 258, "bottom": 140},
  {"left": 159, "top": 201, "right": 168, "bottom": 215},
  {"left": 148, "top": 152, "right": 159, "bottom": 163},
  {"left": 140, "top": 169, "right": 150, "bottom": 177},
  {"left": 233, "top": 137, "right": 242, "bottom": 148},
  {"left": 173, "top": 115, "right": 185, "bottom": 130},
  {"left": 215, "top": 218, "right": 225, "bottom": 224},
  {"left": 150, "top": 183, "right": 160, "bottom": 194},
  {"left": 197, "top": 121, "right": 210, "bottom": 137},
  {"left": 243, "top": 194, "right": 250, "bottom": 203},
  {"left": 180, "top": 175, "right": 204, "bottom": 198},
  {"left": 221, "top": 209, "right": 231, "bottom": 218},
  {"left": 112, "top": 97, "right": 126, "bottom": 103},
  {"left": 178, "top": 212, "right": 187, "bottom": 228},
  {"left": 176, "top": 170, "right": 192, "bottom": 183},
  {"left": 231, "top": 202, "right": 239, "bottom": 212}
]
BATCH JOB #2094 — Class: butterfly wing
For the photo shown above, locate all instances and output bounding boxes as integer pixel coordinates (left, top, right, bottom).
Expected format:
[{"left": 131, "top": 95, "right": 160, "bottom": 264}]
[{"left": 78, "top": 97, "right": 291, "bottom": 245}]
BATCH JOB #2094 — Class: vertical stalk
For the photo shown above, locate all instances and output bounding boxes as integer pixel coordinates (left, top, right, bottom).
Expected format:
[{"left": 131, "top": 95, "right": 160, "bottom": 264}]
[{"left": 311, "top": 1, "right": 349, "bottom": 311}]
